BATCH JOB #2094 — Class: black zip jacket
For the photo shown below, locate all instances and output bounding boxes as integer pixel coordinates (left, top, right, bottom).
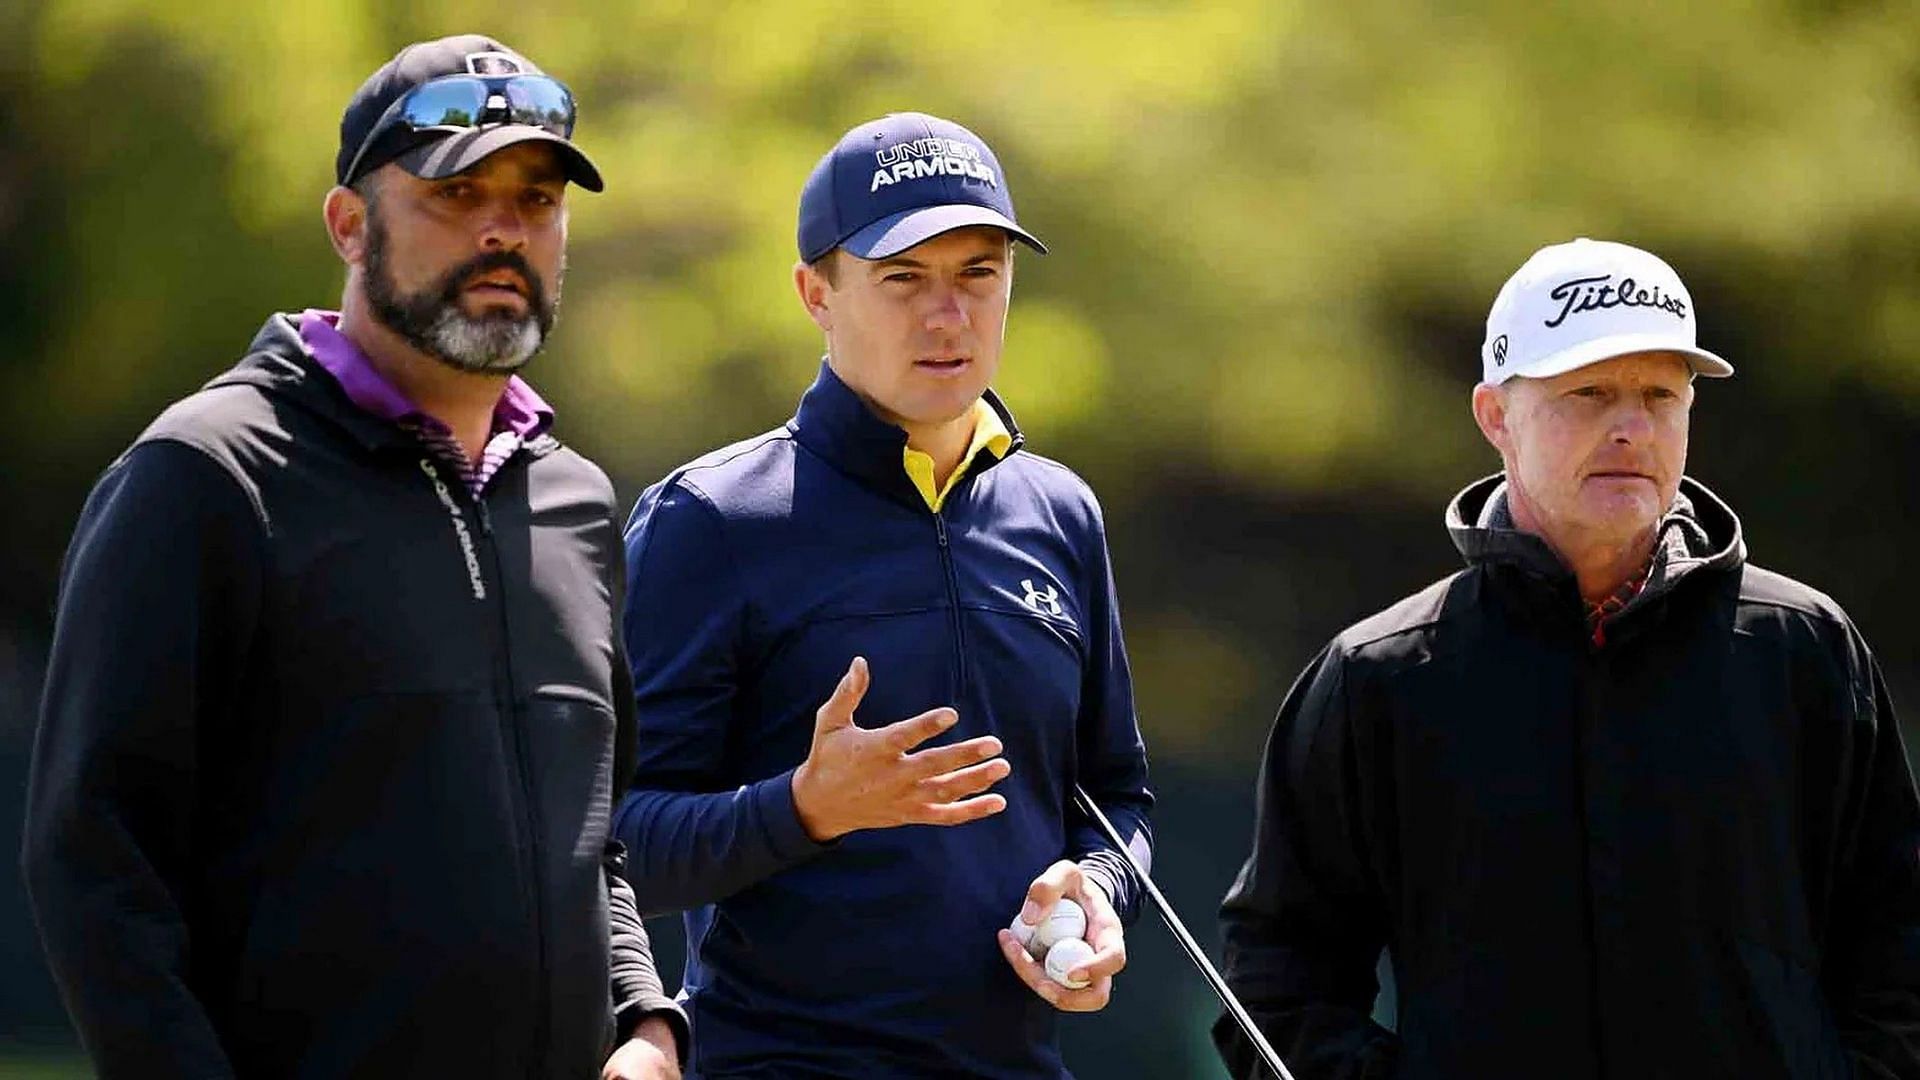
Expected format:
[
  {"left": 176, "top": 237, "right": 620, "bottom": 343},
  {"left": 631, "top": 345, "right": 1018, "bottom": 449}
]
[
  {"left": 22, "top": 314, "right": 684, "bottom": 1079},
  {"left": 1216, "top": 475, "right": 1920, "bottom": 1079}
]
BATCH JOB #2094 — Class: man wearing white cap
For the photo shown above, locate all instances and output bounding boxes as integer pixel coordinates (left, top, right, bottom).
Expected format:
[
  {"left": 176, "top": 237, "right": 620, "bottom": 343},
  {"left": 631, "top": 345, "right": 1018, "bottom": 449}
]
[{"left": 1215, "top": 239, "right": 1920, "bottom": 1078}]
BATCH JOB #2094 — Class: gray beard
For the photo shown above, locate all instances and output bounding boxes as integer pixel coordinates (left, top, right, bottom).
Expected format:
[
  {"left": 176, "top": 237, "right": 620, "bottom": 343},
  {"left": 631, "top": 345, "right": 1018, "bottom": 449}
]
[
  {"left": 362, "top": 209, "right": 559, "bottom": 375},
  {"left": 420, "top": 305, "right": 545, "bottom": 373}
]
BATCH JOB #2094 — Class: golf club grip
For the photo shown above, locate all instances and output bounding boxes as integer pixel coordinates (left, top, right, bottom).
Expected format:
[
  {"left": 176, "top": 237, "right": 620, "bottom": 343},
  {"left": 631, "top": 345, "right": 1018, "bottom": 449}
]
[{"left": 1072, "top": 785, "right": 1297, "bottom": 1080}]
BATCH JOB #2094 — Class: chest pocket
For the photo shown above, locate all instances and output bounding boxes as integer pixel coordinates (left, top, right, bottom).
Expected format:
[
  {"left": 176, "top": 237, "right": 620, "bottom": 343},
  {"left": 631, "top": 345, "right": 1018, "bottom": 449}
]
[{"left": 263, "top": 466, "right": 499, "bottom": 702}]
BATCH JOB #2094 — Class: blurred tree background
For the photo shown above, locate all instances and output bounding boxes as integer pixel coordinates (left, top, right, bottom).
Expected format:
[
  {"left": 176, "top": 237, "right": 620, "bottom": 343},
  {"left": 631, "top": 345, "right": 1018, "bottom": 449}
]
[{"left": 3, "top": 1, "right": 1918, "bottom": 1075}]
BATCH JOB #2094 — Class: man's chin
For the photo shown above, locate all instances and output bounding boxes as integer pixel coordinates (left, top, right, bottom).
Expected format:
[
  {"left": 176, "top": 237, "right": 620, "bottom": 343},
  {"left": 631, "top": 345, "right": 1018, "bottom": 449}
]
[
  {"left": 422, "top": 314, "right": 544, "bottom": 375},
  {"left": 1570, "top": 497, "right": 1664, "bottom": 542}
]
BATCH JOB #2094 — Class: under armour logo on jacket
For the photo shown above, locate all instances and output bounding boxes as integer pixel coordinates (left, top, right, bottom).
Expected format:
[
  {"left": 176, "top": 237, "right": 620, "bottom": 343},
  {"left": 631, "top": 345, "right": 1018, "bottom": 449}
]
[{"left": 1021, "top": 579, "right": 1063, "bottom": 616}]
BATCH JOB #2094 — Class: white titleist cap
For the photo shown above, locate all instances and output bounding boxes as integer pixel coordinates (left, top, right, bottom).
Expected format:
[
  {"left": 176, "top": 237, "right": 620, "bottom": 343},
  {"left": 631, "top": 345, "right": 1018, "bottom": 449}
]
[{"left": 1481, "top": 238, "right": 1734, "bottom": 386}]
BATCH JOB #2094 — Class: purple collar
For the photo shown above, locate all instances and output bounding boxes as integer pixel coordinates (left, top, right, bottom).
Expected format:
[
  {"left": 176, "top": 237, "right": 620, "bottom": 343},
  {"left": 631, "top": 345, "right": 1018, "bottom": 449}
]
[{"left": 297, "top": 309, "right": 553, "bottom": 439}]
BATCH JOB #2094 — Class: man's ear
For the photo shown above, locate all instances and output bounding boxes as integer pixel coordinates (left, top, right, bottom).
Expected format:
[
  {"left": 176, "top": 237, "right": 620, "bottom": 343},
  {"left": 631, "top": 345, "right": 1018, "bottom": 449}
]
[
  {"left": 323, "top": 184, "right": 372, "bottom": 266},
  {"left": 793, "top": 260, "right": 833, "bottom": 333},
  {"left": 1471, "top": 382, "right": 1514, "bottom": 456}
]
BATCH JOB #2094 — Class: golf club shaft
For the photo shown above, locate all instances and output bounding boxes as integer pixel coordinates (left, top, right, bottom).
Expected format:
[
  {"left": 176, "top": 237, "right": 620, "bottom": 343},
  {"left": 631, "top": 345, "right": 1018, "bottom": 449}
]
[{"left": 1072, "top": 785, "right": 1296, "bottom": 1080}]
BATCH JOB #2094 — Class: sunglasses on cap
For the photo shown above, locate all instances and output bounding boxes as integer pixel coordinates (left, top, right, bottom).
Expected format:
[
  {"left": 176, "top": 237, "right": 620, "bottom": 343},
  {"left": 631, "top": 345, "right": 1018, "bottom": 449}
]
[{"left": 342, "top": 70, "right": 578, "bottom": 187}]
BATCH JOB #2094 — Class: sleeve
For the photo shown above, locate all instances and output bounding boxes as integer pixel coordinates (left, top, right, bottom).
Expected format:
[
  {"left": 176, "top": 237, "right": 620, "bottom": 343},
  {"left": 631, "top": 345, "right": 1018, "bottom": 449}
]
[
  {"left": 1064, "top": 498, "right": 1154, "bottom": 926},
  {"left": 604, "top": 843, "right": 690, "bottom": 1063},
  {"left": 1827, "top": 630, "right": 1920, "bottom": 1078},
  {"left": 612, "top": 480, "right": 829, "bottom": 917},
  {"left": 601, "top": 528, "right": 688, "bottom": 1062},
  {"left": 1213, "top": 644, "right": 1398, "bottom": 1080},
  {"left": 19, "top": 440, "right": 262, "bottom": 1079}
]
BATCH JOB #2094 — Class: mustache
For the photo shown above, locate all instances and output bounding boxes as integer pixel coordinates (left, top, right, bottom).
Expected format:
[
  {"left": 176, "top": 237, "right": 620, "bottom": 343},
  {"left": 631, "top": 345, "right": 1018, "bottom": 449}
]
[{"left": 433, "top": 249, "right": 550, "bottom": 321}]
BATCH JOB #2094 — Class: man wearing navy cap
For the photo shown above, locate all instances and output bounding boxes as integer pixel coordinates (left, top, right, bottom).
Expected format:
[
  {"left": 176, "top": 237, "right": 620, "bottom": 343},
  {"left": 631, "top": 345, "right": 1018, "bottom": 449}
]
[
  {"left": 615, "top": 113, "right": 1154, "bottom": 1076},
  {"left": 24, "top": 35, "right": 684, "bottom": 1079}
]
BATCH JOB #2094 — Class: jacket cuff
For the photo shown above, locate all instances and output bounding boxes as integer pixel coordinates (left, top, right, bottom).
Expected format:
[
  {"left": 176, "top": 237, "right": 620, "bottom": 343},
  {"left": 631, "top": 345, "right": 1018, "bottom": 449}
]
[
  {"left": 755, "top": 769, "right": 835, "bottom": 863},
  {"left": 613, "top": 996, "right": 690, "bottom": 1068},
  {"left": 1075, "top": 850, "right": 1144, "bottom": 925}
]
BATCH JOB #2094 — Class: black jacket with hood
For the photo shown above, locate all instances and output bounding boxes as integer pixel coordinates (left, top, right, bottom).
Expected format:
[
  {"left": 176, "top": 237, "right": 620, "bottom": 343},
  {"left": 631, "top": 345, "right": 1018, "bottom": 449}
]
[
  {"left": 1216, "top": 475, "right": 1920, "bottom": 1080},
  {"left": 22, "top": 314, "right": 685, "bottom": 1078}
]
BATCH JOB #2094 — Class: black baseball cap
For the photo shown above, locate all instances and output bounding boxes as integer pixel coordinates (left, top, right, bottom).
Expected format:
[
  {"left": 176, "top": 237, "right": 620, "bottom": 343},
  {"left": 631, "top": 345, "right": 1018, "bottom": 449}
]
[{"left": 336, "top": 34, "right": 603, "bottom": 192}]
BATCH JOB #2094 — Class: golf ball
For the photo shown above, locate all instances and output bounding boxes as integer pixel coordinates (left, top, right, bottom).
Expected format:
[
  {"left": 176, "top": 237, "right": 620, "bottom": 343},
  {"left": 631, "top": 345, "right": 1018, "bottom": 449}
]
[
  {"left": 1033, "top": 898, "right": 1087, "bottom": 955},
  {"left": 1044, "top": 937, "right": 1096, "bottom": 989},
  {"left": 1008, "top": 913, "right": 1038, "bottom": 955}
]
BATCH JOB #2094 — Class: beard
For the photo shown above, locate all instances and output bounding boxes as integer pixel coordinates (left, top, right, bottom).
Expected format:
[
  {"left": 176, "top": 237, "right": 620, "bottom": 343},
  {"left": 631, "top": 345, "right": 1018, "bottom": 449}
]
[{"left": 362, "top": 210, "right": 562, "bottom": 375}]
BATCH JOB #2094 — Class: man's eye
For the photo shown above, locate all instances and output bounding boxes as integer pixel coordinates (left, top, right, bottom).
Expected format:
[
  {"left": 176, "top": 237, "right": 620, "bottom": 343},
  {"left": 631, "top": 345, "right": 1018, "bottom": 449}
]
[
  {"left": 884, "top": 272, "right": 916, "bottom": 283},
  {"left": 1571, "top": 386, "right": 1605, "bottom": 398}
]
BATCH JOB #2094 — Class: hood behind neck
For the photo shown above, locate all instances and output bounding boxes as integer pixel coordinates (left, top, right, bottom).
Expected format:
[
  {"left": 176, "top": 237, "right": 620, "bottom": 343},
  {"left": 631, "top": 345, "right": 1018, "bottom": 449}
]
[
  {"left": 1444, "top": 472, "right": 1747, "bottom": 603},
  {"left": 201, "top": 313, "right": 413, "bottom": 453}
]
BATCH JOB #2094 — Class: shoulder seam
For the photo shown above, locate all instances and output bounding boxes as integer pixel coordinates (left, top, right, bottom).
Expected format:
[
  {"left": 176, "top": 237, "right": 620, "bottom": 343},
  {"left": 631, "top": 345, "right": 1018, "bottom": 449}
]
[
  {"left": 1338, "top": 573, "right": 1470, "bottom": 653},
  {"left": 130, "top": 435, "right": 272, "bottom": 534},
  {"left": 1008, "top": 449, "right": 1087, "bottom": 484},
  {"left": 678, "top": 428, "right": 793, "bottom": 481},
  {"left": 1735, "top": 565, "right": 1849, "bottom": 628},
  {"left": 1735, "top": 593, "right": 1848, "bottom": 627}
]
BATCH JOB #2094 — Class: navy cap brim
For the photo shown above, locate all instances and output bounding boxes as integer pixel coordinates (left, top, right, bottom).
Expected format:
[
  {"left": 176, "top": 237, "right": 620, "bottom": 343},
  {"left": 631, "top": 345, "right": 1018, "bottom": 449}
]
[
  {"left": 395, "top": 125, "right": 604, "bottom": 192},
  {"left": 840, "top": 204, "right": 1046, "bottom": 260}
]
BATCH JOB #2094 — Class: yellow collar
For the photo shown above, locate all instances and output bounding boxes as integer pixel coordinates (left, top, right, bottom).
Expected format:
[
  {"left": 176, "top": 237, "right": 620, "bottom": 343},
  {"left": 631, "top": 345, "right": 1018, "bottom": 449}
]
[{"left": 902, "top": 398, "right": 1012, "bottom": 512}]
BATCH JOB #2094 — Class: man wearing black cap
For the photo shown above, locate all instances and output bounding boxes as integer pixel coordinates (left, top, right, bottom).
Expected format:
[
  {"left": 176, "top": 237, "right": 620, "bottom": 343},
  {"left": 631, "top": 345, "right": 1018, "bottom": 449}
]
[
  {"left": 23, "top": 35, "right": 685, "bottom": 1079},
  {"left": 614, "top": 113, "right": 1154, "bottom": 1076}
]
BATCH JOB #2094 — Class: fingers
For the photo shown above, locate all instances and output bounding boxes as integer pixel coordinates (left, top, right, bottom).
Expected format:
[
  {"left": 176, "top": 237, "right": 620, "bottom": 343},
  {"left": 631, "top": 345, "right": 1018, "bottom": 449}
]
[
  {"left": 1020, "top": 860, "right": 1084, "bottom": 924},
  {"left": 813, "top": 656, "right": 870, "bottom": 733},
  {"left": 1077, "top": 932, "right": 1128, "bottom": 981},
  {"left": 914, "top": 792, "right": 1007, "bottom": 826},
  {"left": 877, "top": 705, "right": 960, "bottom": 752},
  {"left": 996, "top": 928, "right": 1114, "bottom": 1012},
  {"left": 1077, "top": 876, "right": 1121, "bottom": 939},
  {"left": 903, "top": 734, "right": 1003, "bottom": 778},
  {"left": 918, "top": 757, "right": 1011, "bottom": 802}
]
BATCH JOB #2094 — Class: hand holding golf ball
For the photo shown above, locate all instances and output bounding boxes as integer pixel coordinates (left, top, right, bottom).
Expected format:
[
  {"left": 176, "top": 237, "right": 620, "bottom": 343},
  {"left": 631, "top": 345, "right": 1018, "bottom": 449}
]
[
  {"left": 1009, "top": 897, "right": 1092, "bottom": 985},
  {"left": 996, "top": 860, "right": 1128, "bottom": 1010}
]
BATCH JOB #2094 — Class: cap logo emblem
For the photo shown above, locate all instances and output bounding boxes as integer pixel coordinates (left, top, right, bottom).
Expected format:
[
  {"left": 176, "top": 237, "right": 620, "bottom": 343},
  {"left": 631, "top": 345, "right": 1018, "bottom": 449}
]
[
  {"left": 464, "top": 51, "right": 525, "bottom": 76},
  {"left": 1544, "top": 274, "right": 1687, "bottom": 329},
  {"left": 869, "top": 137, "right": 996, "bottom": 193},
  {"left": 1491, "top": 335, "right": 1508, "bottom": 367}
]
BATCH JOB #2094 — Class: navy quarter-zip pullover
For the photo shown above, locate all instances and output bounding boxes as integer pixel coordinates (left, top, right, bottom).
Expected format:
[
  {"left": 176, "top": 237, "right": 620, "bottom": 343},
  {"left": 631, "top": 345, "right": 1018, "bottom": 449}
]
[{"left": 616, "top": 362, "right": 1153, "bottom": 1078}]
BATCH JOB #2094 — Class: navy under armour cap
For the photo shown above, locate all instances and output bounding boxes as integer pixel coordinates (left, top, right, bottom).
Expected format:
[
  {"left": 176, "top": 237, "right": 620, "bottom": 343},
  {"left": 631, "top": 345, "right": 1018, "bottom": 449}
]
[{"left": 797, "top": 112, "right": 1047, "bottom": 263}]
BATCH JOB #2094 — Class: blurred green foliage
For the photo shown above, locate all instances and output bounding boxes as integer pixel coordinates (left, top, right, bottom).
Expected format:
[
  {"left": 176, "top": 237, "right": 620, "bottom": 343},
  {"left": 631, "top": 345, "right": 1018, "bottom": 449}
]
[{"left": 3, "top": 2, "right": 1918, "bottom": 1073}]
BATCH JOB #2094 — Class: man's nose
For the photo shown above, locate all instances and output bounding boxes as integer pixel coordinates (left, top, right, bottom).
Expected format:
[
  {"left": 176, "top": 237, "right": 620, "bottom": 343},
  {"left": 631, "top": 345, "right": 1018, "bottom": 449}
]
[
  {"left": 1611, "top": 401, "right": 1656, "bottom": 443},
  {"left": 477, "top": 198, "right": 530, "bottom": 251},
  {"left": 922, "top": 282, "right": 968, "bottom": 332}
]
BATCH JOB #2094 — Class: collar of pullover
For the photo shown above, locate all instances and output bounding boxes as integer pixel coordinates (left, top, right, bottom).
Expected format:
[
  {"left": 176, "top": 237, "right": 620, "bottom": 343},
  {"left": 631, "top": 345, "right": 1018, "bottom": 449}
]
[{"left": 785, "top": 359, "right": 1025, "bottom": 511}]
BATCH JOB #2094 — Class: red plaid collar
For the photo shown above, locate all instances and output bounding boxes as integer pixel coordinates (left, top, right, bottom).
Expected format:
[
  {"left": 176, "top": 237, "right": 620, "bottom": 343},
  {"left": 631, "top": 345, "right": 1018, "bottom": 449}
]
[{"left": 1585, "top": 560, "right": 1653, "bottom": 647}]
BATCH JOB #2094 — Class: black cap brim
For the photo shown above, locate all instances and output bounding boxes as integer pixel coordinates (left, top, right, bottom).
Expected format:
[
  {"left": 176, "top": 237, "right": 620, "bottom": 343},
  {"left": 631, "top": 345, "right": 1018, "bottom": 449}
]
[{"left": 394, "top": 126, "right": 604, "bottom": 192}]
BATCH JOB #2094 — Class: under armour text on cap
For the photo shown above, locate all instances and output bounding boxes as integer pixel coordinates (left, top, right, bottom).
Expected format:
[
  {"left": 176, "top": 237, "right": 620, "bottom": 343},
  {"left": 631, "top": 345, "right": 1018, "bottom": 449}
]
[
  {"left": 337, "top": 34, "right": 603, "bottom": 192},
  {"left": 1481, "top": 238, "right": 1733, "bottom": 386},
  {"left": 797, "top": 112, "right": 1046, "bottom": 263}
]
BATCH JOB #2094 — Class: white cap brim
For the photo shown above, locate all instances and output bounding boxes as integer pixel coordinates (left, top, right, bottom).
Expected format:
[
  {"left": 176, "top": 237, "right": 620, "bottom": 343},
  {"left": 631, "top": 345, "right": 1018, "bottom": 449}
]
[{"left": 1490, "top": 332, "right": 1735, "bottom": 385}]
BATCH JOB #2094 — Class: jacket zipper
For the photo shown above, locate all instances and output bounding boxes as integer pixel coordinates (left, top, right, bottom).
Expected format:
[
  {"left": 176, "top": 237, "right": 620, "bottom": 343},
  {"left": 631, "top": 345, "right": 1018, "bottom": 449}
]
[
  {"left": 933, "top": 512, "right": 969, "bottom": 697},
  {"left": 426, "top": 460, "right": 551, "bottom": 1075}
]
